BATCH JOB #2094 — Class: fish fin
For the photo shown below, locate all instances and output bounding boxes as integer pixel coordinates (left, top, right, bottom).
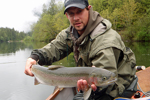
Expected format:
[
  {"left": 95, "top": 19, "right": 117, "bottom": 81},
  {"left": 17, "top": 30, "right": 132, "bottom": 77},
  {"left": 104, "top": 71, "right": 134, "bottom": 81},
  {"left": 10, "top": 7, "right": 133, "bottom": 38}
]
[
  {"left": 83, "top": 88, "right": 92, "bottom": 100},
  {"left": 48, "top": 65, "right": 64, "bottom": 70},
  {"left": 34, "top": 78, "right": 40, "bottom": 85}
]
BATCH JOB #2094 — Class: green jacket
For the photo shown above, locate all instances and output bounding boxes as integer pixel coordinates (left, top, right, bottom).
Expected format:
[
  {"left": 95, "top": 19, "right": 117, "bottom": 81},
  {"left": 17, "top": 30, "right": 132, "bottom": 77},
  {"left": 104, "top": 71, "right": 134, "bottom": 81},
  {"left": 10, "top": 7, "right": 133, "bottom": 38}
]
[{"left": 30, "top": 8, "right": 136, "bottom": 98}]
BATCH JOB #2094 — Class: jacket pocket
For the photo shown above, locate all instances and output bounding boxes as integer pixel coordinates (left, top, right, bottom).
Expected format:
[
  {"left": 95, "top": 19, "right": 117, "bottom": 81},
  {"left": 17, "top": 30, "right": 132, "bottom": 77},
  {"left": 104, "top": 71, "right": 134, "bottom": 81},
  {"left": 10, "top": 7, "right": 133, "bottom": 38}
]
[{"left": 118, "top": 47, "right": 136, "bottom": 76}]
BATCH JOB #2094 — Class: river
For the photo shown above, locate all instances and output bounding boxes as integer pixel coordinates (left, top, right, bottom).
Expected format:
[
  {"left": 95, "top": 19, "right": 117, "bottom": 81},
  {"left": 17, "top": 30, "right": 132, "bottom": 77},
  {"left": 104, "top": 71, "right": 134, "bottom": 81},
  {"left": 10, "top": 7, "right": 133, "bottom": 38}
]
[
  {"left": 0, "top": 41, "right": 150, "bottom": 100},
  {"left": 0, "top": 42, "right": 55, "bottom": 100}
]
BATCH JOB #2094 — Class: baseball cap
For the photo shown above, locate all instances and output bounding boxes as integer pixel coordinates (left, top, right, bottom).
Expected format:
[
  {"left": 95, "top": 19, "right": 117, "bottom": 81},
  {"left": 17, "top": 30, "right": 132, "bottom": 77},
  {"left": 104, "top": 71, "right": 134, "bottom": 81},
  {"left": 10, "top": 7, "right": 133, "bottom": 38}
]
[{"left": 64, "top": 0, "right": 89, "bottom": 14}]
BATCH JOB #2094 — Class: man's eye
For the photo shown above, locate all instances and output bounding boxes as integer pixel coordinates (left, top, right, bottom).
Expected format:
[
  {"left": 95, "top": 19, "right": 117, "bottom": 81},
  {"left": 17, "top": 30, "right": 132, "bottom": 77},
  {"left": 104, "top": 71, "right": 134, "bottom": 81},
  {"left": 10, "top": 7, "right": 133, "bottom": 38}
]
[
  {"left": 68, "top": 13, "right": 74, "bottom": 16},
  {"left": 77, "top": 10, "right": 82, "bottom": 14}
]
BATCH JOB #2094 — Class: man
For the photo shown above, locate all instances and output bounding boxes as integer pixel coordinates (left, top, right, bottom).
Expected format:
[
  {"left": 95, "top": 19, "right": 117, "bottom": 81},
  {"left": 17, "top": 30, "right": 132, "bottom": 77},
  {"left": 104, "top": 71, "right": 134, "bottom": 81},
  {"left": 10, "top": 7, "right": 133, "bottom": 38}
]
[{"left": 24, "top": 0, "right": 137, "bottom": 99}]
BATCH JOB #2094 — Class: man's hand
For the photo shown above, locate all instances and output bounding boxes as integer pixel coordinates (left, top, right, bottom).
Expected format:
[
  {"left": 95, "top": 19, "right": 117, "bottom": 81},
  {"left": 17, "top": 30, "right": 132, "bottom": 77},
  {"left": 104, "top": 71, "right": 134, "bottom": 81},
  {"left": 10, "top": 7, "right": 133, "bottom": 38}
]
[
  {"left": 24, "top": 58, "right": 37, "bottom": 76},
  {"left": 77, "top": 79, "right": 97, "bottom": 92},
  {"left": 77, "top": 66, "right": 97, "bottom": 92}
]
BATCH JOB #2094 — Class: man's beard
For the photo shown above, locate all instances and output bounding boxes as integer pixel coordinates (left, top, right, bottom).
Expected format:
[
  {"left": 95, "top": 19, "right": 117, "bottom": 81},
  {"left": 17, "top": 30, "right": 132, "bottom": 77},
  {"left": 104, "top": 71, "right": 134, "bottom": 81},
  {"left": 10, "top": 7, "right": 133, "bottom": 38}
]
[{"left": 75, "top": 24, "right": 87, "bottom": 32}]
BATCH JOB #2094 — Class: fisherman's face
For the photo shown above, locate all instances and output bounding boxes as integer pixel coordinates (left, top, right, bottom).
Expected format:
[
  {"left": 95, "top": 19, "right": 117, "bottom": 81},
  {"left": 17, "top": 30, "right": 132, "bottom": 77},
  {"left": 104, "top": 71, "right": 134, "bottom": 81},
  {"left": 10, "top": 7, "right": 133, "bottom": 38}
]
[{"left": 66, "top": 6, "right": 91, "bottom": 35}]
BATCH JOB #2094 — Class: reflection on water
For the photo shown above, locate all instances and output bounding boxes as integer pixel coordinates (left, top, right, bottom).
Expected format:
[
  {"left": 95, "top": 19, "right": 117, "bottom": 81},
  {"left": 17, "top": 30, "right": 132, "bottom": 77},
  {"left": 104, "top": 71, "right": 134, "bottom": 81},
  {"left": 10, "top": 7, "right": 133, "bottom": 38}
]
[
  {"left": 0, "top": 41, "right": 150, "bottom": 100},
  {"left": 0, "top": 42, "right": 54, "bottom": 100},
  {"left": 0, "top": 42, "right": 26, "bottom": 54},
  {"left": 0, "top": 42, "right": 47, "bottom": 54}
]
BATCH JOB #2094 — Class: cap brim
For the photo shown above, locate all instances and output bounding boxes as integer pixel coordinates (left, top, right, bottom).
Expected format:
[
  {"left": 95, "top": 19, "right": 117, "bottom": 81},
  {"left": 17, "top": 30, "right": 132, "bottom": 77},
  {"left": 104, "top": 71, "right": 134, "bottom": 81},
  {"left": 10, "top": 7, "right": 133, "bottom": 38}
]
[{"left": 64, "top": 3, "right": 86, "bottom": 14}]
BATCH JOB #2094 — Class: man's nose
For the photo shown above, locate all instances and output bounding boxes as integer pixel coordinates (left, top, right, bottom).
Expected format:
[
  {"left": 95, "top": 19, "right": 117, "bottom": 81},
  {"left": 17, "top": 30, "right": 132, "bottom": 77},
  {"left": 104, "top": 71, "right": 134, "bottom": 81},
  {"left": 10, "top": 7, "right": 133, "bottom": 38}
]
[{"left": 73, "top": 13, "right": 79, "bottom": 20}]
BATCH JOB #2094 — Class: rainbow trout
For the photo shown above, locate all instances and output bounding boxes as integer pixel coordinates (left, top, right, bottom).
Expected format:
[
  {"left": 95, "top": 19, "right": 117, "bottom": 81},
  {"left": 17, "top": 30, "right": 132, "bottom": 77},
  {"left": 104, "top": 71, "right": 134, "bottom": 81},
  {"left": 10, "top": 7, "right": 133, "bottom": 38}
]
[{"left": 31, "top": 65, "right": 117, "bottom": 99}]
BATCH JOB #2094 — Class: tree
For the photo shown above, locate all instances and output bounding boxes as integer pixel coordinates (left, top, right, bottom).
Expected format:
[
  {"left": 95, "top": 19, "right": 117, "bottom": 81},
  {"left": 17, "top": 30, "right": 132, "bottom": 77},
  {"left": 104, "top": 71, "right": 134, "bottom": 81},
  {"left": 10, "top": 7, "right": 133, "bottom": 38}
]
[
  {"left": 32, "top": 1, "right": 66, "bottom": 42},
  {"left": 120, "top": 0, "right": 139, "bottom": 27},
  {"left": 47, "top": 0, "right": 58, "bottom": 15}
]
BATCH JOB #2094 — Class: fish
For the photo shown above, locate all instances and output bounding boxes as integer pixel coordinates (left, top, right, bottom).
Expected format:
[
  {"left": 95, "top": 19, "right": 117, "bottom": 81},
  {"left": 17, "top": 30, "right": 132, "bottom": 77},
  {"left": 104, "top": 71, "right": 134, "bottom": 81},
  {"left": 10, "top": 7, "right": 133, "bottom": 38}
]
[{"left": 31, "top": 65, "right": 117, "bottom": 100}]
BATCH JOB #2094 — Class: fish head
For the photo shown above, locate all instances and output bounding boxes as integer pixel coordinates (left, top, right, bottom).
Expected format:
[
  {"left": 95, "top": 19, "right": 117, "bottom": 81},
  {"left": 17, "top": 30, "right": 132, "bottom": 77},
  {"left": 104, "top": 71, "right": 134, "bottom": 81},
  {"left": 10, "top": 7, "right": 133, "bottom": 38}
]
[{"left": 88, "top": 68, "right": 117, "bottom": 86}]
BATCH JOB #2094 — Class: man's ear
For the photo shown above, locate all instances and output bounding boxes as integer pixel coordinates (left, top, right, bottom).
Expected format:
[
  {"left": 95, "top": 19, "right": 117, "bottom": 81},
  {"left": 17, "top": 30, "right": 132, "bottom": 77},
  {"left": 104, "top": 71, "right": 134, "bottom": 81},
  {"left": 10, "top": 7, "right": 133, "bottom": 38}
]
[{"left": 88, "top": 5, "right": 91, "bottom": 9}]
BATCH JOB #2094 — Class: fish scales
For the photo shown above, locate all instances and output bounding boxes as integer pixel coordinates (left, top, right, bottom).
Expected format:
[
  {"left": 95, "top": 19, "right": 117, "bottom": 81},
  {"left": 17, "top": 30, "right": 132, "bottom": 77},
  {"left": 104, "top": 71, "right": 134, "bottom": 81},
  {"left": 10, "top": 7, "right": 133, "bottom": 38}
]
[
  {"left": 31, "top": 65, "right": 117, "bottom": 87},
  {"left": 32, "top": 66, "right": 91, "bottom": 86}
]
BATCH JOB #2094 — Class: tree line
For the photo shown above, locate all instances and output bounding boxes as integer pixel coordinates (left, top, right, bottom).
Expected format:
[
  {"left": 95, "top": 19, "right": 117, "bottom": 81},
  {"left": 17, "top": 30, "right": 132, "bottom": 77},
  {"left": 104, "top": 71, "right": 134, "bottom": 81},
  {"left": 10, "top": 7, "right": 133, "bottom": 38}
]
[{"left": 0, "top": 27, "right": 30, "bottom": 42}]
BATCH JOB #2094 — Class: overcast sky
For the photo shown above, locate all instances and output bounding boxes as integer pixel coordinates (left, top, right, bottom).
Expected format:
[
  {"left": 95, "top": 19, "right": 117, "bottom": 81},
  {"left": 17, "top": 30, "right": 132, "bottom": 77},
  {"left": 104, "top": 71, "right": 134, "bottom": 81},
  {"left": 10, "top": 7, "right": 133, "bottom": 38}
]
[{"left": 0, "top": 0, "right": 64, "bottom": 32}]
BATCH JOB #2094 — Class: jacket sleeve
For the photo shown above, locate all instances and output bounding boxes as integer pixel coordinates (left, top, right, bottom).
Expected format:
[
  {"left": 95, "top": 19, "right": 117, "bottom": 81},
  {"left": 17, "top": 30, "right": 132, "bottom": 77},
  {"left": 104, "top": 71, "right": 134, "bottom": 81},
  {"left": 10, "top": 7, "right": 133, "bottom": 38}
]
[{"left": 30, "top": 30, "right": 73, "bottom": 65}]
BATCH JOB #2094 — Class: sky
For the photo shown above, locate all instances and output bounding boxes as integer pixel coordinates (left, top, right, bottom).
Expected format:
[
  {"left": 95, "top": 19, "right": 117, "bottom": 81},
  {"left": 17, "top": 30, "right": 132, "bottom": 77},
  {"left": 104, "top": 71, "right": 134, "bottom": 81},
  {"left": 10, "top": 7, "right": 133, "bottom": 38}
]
[{"left": 0, "top": 0, "right": 64, "bottom": 32}]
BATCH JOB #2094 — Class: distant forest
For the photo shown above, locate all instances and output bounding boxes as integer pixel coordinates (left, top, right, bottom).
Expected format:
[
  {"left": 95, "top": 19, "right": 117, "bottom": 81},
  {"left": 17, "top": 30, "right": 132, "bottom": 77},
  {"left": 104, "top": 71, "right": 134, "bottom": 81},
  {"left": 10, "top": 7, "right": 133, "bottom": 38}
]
[
  {"left": 0, "top": 27, "right": 31, "bottom": 42},
  {"left": 1, "top": 0, "right": 150, "bottom": 42}
]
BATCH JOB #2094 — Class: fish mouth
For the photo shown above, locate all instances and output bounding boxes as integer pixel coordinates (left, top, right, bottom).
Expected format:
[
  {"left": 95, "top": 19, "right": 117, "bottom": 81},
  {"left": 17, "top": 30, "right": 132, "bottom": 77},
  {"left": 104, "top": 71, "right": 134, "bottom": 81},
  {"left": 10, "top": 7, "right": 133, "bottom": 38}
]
[
  {"left": 107, "top": 77, "right": 117, "bottom": 84},
  {"left": 99, "top": 77, "right": 117, "bottom": 86},
  {"left": 106, "top": 74, "right": 118, "bottom": 84}
]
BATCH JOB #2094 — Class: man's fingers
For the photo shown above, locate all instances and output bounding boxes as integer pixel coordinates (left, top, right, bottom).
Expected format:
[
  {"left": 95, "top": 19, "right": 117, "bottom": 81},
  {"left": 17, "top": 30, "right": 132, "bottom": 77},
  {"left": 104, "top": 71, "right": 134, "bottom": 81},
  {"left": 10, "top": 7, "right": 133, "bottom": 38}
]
[
  {"left": 83, "top": 80, "right": 89, "bottom": 91},
  {"left": 24, "top": 58, "right": 36, "bottom": 77},
  {"left": 77, "top": 79, "right": 90, "bottom": 92},
  {"left": 24, "top": 70, "right": 34, "bottom": 76},
  {"left": 92, "top": 65, "right": 95, "bottom": 67},
  {"left": 24, "top": 65, "right": 34, "bottom": 76},
  {"left": 91, "top": 84, "right": 97, "bottom": 91},
  {"left": 77, "top": 79, "right": 83, "bottom": 91}
]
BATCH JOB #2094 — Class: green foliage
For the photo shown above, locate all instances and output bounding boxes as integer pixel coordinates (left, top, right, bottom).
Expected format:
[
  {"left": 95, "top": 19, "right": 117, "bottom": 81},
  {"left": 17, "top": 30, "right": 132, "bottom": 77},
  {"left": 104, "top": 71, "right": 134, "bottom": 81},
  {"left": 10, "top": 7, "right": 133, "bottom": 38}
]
[
  {"left": 133, "top": 15, "right": 150, "bottom": 41},
  {"left": 89, "top": 0, "right": 108, "bottom": 13},
  {"left": 0, "top": 27, "right": 27, "bottom": 42},
  {"left": 32, "top": 1, "right": 69, "bottom": 42},
  {"left": 53, "top": 53, "right": 75, "bottom": 67},
  {"left": 32, "top": 14, "right": 55, "bottom": 42},
  {"left": 30, "top": 0, "right": 150, "bottom": 42},
  {"left": 23, "top": 36, "right": 33, "bottom": 42}
]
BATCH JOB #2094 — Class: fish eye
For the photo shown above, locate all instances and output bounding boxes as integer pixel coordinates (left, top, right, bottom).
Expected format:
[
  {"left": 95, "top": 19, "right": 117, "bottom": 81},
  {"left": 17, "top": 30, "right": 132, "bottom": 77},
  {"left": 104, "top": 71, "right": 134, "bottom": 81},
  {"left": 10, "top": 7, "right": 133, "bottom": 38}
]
[{"left": 103, "top": 77, "right": 107, "bottom": 80}]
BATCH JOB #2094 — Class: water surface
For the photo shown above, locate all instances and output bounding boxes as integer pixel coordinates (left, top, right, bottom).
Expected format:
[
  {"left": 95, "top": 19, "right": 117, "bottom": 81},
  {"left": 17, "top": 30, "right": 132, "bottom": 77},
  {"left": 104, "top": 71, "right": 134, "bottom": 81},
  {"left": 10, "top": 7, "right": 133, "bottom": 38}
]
[
  {"left": 0, "top": 41, "right": 150, "bottom": 100},
  {"left": 0, "top": 43, "right": 54, "bottom": 100}
]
